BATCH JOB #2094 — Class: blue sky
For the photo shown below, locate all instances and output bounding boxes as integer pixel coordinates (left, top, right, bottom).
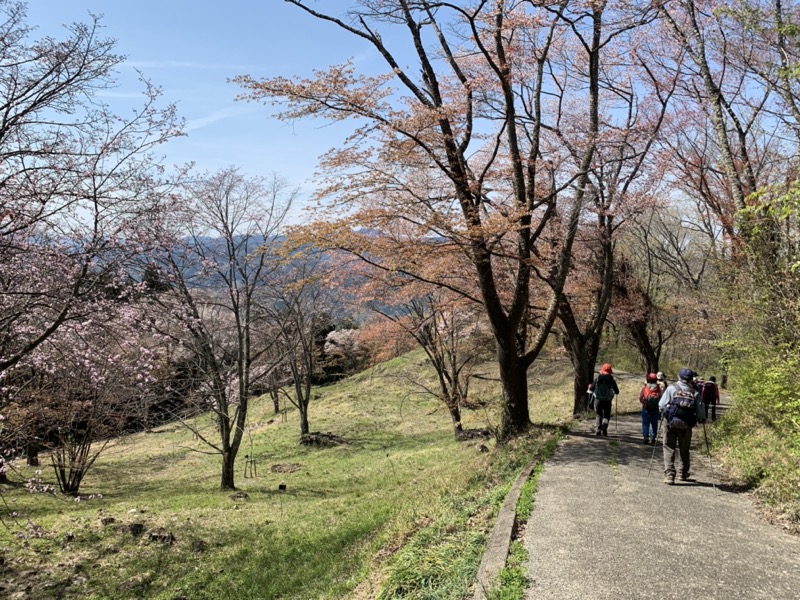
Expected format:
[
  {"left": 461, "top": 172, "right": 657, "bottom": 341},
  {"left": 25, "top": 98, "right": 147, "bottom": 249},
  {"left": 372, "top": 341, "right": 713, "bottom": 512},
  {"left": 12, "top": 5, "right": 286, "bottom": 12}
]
[{"left": 26, "top": 1, "right": 380, "bottom": 214}]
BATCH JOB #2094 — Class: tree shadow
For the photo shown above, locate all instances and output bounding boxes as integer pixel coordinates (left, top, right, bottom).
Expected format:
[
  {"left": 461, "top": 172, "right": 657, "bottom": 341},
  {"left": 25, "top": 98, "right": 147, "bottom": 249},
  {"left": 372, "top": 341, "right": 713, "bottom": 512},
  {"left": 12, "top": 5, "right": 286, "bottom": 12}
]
[{"left": 548, "top": 414, "right": 752, "bottom": 496}]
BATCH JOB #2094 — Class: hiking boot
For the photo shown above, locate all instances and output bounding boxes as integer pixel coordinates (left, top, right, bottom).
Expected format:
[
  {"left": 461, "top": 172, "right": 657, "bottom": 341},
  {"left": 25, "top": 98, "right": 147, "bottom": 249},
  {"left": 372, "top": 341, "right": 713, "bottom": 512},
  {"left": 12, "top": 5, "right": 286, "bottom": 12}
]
[
  {"left": 643, "top": 437, "right": 650, "bottom": 445},
  {"left": 602, "top": 427, "right": 608, "bottom": 437},
  {"left": 680, "top": 472, "right": 691, "bottom": 481},
  {"left": 595, "top": 429, "right": 602, "bottom": 436},
  {"left": 651, "top": 436, "right": 657, "bottom": 445},
  {"left": 663, "top": 474, "right": 675, "bottom": 485}
]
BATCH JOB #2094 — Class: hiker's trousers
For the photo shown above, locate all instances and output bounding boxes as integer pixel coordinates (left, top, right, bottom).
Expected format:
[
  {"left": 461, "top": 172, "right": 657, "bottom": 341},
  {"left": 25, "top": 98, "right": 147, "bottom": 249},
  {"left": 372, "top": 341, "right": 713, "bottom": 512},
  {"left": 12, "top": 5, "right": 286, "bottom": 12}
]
[
  {"left": 595, "top": 400, "right": 612, "bottom": 433},
  {"left": 663, "top": 426, "right": 692, "bottom": 476},
  {"left": 641, "top": 409, "right": 659, "bottom": 439}
]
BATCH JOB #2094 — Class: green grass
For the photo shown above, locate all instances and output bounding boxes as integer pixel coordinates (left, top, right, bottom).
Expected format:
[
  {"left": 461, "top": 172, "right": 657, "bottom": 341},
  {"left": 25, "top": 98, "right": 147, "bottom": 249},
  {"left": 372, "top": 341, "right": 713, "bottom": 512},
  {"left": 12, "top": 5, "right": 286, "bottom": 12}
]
[
  {"left": 0, "top": 350, "right": 573, "bottom": 599},
  {"left": 482, "top": 429, "right": 561, "bottom": 600},
  {"left": 486, "top": 540, "right": 528, "bottom": 600}
]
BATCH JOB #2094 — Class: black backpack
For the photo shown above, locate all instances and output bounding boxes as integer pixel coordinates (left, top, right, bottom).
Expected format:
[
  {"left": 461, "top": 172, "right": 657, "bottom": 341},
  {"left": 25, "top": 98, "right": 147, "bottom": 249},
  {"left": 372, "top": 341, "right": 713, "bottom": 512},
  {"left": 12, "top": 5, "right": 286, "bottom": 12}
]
[
  {"left": 665, "top": 387, "right": 697, "bottom": 429},
  {"left": 593, "top": 380, "right": 614, "bottom": 403}
]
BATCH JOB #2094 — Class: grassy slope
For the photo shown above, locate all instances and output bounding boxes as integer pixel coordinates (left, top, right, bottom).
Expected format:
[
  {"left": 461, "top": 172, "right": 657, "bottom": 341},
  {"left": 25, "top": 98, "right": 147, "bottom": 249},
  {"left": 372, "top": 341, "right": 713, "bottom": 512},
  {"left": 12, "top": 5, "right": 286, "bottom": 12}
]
[{"left": 0, "top": 352, "right": 642, "bottom": 599}]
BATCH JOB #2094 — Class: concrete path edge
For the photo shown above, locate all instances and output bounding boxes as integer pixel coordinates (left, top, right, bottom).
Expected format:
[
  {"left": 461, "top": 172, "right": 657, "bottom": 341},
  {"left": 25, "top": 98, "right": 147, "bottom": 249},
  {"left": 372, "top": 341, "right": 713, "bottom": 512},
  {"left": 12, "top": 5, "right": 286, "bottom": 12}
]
[{"left": 472, "top": 453, "right": 540, "bottom": 600}]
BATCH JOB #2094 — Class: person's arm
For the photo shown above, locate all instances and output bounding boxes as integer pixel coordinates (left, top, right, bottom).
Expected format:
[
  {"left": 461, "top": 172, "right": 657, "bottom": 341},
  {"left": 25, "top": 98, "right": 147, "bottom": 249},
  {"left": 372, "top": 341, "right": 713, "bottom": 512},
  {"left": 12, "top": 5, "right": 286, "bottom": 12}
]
[
  {"left": 612, "top": 379, "right": 620, "bottom": 395},
  {"left": 659, "top": 387, "right": 672, "bottom": 413}
]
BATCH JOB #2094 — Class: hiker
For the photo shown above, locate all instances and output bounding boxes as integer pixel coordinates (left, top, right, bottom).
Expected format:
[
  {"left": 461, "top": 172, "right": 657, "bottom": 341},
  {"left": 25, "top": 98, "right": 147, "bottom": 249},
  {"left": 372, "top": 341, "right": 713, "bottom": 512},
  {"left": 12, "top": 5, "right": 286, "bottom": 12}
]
[
  {"left": 589, "top": 363, "right": 619, "bottom": 437},
  {"left": 693, "top": 372, "right": 704, "bottom": 394},
  {"left": 639, "top": 373, "right": 662, "bottom": 445},
  {"left": 656, "top": 371, "right": 668, "bottom": 392},
  {"left": 702, "top": 376, "right": 720, "bottom": 422},
  {"left": 659, "top": 367, "right": 706, "bottom": 484}
]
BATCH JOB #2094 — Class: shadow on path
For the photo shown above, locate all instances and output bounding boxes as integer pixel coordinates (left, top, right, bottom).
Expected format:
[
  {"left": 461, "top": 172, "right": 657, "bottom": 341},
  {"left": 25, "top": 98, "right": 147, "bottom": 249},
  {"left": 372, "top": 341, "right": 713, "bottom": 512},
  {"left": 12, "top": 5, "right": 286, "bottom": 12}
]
[{"left": 523, "top": 414, "right": 800, "bottom": 600}]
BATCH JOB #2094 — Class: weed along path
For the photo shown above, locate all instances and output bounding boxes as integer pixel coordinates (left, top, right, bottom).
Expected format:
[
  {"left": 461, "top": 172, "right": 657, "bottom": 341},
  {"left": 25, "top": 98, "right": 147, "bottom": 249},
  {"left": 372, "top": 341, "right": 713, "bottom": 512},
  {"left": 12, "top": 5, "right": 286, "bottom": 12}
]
[{"left": 522, "top": 414, "right": 800, "bottom": 600}]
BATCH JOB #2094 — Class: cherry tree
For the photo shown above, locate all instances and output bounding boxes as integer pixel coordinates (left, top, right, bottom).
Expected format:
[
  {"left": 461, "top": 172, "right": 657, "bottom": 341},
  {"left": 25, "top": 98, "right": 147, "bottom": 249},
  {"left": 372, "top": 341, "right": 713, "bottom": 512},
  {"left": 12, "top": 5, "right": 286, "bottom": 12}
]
[
  {"left": 235, "top": 0, "right": 614, "bottom": 439},
  {"left": 0, "top": 1, "right": 182, "bottom": 482},
  {"left": 341, "top": 242, "right": 493, "bottom": 438},
  {"left": 655, "top": 0, "right": 798, "bottom": 254},
  {"left": 144, "top": 168, "right": 296, "bottom": 490},
  {"left": 0, "top": 1, "right": 182, "bottom": 380},
  {"left": 257, "top": 247, "right": 337, "bottom": 438},
  {"left": 539, "top": 0, "right": 679, "bottom": 414},
  {"left": 1, "top": 302, "right": 159, "bottom": 495},
  {"left": 649, "top": 0, "right": 800, "bottom": 350}
]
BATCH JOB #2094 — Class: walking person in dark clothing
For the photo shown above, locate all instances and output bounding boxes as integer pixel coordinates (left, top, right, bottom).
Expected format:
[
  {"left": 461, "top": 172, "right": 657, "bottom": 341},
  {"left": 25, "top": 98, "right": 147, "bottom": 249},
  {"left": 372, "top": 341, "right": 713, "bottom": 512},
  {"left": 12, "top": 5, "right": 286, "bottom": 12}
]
[
  {"left": 702, "top": 376, "right": 720, "bottom": 422},
  {"left": 589, "top": 363, "right": 619, "bottom": 437},
  {"left": 659, "top": 367, "right": 706, "bottom": 484}
]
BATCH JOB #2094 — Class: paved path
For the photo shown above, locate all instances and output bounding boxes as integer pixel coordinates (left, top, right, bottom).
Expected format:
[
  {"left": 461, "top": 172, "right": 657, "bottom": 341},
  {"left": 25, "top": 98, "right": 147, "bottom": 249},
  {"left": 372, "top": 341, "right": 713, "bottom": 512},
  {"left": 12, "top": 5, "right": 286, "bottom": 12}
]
[{"left": 524, "top": 414, "right": 800, "bottom": 599}]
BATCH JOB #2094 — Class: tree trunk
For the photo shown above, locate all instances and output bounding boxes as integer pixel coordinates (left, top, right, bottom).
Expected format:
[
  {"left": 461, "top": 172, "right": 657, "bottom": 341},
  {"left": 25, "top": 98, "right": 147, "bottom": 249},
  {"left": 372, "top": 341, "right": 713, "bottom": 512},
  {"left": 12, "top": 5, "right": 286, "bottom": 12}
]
[
  {"left": 299, "top": 404, "right": 310, "bottom": 436},
  {"left": 573, "top": 354, "right": 595, "bottom": 416},
  {"left": 627, "top": 319, "right": 659, "bottom": 374},
  {"left": 448, "top": 400, "right": 463, "bottom": 439},
  {"left": 220, "top": 450, "right": 236, "bottom": 491},
  {"left": 497, "top": 345, "right": 530, "bottom": 439},
  {"left": 270, "top": 387, "right": 280, "bottom": 413},
  {"left": 561, "top": 333, "right": 598, "bottom": 416},
  {"left": 26, "top": 442, "right": 40, "bottom": 467}
]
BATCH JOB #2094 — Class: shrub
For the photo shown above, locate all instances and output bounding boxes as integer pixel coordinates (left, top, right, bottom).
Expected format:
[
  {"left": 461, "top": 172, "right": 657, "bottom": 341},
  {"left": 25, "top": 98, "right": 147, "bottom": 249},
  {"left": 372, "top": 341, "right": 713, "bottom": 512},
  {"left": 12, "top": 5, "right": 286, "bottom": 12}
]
[{"left": 718, "top": 338, "right": 800, "bottom": 516}]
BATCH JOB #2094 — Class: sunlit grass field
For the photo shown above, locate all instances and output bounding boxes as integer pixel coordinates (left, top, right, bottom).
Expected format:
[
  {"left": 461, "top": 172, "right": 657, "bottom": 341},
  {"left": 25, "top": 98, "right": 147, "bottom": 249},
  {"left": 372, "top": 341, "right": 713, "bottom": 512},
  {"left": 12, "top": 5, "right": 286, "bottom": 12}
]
[{"left": 0, "top": 352, "right": 644, "bottom": 599}]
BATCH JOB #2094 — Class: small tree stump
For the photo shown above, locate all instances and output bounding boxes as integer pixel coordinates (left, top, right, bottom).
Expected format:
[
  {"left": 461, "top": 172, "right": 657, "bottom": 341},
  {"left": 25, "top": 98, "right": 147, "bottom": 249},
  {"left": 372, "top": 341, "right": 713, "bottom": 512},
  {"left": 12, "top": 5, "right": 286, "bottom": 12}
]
[
  {"left": 148, "top": 528, "right": 175, "bottom": 544},
  {"left": 455, "top": 428, "right": 492, "bottom": 441},
  {"left": 299, "top": 432, "right": 348, "bottom": 447}
]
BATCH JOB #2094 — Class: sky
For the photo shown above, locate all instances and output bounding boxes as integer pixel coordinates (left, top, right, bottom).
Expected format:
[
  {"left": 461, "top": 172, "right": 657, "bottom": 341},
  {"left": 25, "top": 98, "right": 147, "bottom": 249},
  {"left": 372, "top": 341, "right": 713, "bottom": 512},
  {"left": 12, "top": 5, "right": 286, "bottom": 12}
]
[{"left": 25, "top": 0, "right": 382, "bottom": 217}]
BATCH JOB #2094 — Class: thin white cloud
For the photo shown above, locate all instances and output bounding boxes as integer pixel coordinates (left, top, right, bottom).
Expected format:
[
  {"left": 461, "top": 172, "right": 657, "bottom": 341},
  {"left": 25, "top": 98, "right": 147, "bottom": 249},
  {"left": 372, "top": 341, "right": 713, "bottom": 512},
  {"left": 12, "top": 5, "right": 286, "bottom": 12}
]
[
  {"left": 184, "top": 105, "right": 259, "bottom": 132},
  {"left": 126, "top": 59, "right": 255, "bottom": 71}
]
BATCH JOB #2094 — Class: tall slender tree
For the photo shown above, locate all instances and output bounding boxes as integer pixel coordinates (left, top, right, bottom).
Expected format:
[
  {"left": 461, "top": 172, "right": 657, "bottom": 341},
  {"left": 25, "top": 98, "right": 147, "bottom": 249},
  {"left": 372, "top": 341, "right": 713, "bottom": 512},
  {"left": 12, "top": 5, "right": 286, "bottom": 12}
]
[{"left": 146, "top": 168, "right": 296, "bottom": 490}]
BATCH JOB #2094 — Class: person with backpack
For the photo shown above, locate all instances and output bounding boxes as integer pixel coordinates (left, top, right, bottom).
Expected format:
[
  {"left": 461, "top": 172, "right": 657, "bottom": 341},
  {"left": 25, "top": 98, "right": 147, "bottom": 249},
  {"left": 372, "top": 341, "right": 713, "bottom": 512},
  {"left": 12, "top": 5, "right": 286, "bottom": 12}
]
[
  {"left": 639, "top": 373, "right": 662, "bottom": 445},
  {"left": 702, "top": 376, "right": 720, "bottom": 422},
  {"left": 589, "top": 363, "right": 619, "bottom": 437},
  {"left": 658, "top": 367, "right": 706, "bottom": 484},
  {"left": 656, "top": 372, "right": 668, "bottom": 392}
]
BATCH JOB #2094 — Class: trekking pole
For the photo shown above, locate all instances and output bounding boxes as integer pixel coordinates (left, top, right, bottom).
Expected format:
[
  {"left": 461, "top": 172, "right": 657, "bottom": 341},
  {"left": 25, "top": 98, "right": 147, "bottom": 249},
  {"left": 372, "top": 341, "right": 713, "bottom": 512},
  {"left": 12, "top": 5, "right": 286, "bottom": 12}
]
[
  {"left": 614, "top": 394, "right": 618, "bottom": 435},
  {"left": 647, "top": 415, "right": 665, "bottom": 476},
  {"left": 701, "top": 421, "right": 717, "bottom": 493}
]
